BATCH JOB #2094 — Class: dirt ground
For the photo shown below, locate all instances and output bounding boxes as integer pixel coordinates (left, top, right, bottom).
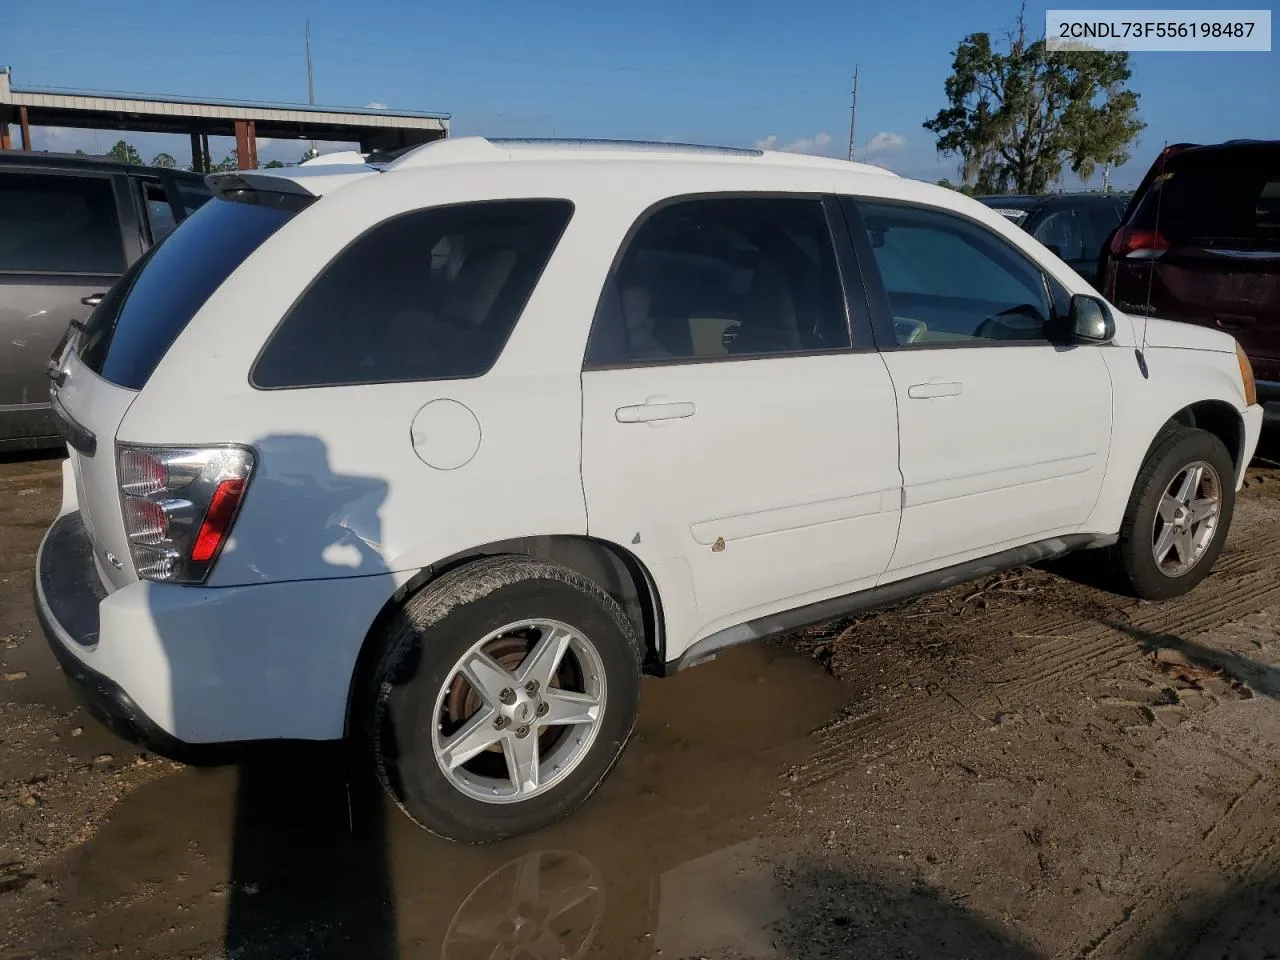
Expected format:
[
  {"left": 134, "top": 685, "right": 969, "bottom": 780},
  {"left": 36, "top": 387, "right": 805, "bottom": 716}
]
[{"left": 2, "top": 434, "right": 1280, "bottom": 960}]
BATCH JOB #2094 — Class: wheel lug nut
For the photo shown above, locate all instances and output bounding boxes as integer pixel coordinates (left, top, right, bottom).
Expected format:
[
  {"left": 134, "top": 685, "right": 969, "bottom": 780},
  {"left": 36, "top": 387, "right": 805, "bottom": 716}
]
[
  {"left": 515, "top": 725, "right": 530, "bottom": 738},
  {"left": 499, "top": 688, "right": 515, "bottom": 704},
  {"left": 493, "top": 716, "right": 507, "bottom": 729},
  {"left": 536, "top": 702, "right": 549, "bottom": 717},
  {"left": 525, "top": 680, "right": 539, "bottom": 695}
]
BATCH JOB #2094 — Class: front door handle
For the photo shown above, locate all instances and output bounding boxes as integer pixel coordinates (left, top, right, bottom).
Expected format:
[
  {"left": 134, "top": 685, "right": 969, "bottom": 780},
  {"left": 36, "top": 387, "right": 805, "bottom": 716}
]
[
  {"left": 80, "top": 293, "right": 105, "bottom": 308},
  {"left": 907, "top": 381, "right": 964, "bottom": 399},
  {"left": 615, "top": 401, "right": 696, "bottom": 423}
]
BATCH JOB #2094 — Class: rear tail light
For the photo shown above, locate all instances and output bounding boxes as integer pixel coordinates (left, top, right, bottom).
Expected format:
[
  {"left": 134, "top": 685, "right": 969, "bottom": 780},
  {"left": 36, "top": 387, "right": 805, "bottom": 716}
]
[
  {"left": 116, "top": 445, "right": 255, "bottom": 583},
  {"left": 1109, "top": 225, "right": 1170, "bottom": 260}
]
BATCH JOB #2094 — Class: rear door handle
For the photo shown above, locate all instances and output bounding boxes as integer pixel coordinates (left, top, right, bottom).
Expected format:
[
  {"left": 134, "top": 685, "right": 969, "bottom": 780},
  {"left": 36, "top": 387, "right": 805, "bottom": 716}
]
[
  {"left": 615, "top": 401, "right": 696, "bottom": 423},
  {"left": 907, "top": 381, "right": 964, "bottom": 399}
]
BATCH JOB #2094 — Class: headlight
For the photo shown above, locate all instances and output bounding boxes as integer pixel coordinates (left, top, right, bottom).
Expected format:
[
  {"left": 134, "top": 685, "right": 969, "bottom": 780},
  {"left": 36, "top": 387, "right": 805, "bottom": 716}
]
[{"left": 1237, "top": 342, "right": 1257, "bottom": 407}]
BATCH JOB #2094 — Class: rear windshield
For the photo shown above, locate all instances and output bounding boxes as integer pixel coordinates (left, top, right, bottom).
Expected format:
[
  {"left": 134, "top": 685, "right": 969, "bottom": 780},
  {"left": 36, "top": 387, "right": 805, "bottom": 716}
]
[
  {"left": 78, "top": 190, "right": 309, "bottom": 389},
  {"left": 1130, "top": 147, "right": 1280, "bottom": 247}
]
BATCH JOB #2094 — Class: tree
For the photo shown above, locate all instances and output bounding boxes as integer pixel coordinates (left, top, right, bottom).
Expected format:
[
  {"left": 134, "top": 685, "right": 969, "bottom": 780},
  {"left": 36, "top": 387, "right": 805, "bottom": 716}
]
[
  {"left": 150, "top": 152, "right": 176, "bottom": 169},
  {"left": 264, "top": 159, "right": 286, "bottom": 168},
  {"left": 209, "top": 150, "right": 239, "bottom": 173},
  {"left": 106, "top": 140, "right": 143, "bottom": 165},
  {"left": 924, "top": 7, "right": 1144, "bottom": 194}
]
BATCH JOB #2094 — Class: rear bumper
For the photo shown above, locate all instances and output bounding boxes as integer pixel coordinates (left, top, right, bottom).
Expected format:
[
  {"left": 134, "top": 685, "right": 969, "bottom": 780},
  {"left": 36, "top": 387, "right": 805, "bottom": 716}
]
[{"left": 35, "top": 508, "right": 399, "bottom": 747}]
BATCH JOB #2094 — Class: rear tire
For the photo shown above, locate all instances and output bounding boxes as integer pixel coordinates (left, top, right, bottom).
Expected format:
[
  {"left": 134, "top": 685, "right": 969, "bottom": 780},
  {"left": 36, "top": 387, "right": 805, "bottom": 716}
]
[
  {"left": 1112, "top": 426, "right": 1236, "bottom": 600},
  {"left": 365, "top": 556, "right": 643, "bottom": 843}
]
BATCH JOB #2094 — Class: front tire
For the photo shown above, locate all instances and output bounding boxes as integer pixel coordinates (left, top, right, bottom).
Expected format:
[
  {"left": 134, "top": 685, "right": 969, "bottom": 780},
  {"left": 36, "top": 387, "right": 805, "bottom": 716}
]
[
  {"left": 366, "top": 556, "right": 643, "bottom": 843},
  {"left": 1113, "top": 426, "right": 1236, "bottom": 600}
]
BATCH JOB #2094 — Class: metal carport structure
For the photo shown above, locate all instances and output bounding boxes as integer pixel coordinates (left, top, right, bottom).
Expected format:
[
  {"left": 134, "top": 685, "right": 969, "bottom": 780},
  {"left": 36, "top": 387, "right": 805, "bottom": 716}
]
[{"left": 0, "top": 67, "right": 449, "bottom": 170}]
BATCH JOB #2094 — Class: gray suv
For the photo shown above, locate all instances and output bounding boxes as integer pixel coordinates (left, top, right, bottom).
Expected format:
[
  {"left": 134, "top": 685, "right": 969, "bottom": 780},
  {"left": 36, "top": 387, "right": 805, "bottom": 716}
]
[{"left": 0, "top": 151, "right": 211, "bottom": 450}]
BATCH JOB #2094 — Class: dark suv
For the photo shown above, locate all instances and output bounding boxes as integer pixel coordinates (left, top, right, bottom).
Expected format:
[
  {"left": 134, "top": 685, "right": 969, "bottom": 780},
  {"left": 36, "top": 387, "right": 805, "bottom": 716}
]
[
  {"left": 0, "top": 151, "right": 211, "bottom": 449},
  {"left": 1099, "top": 140, "right": 1279, "bottom": 400},
  {"left": 979, "top": 193, "right": 1130, "bottom": 281}
]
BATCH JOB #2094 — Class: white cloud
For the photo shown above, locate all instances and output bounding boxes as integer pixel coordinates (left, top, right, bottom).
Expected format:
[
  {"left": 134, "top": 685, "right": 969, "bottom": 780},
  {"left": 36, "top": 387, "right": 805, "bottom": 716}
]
[
  {"left": 861, "top": 131, "right": 906, "bottom": 157},
  {"left": 755, "top": 131, "right": 834, "bottom": 155},
  {"left": 366, "top": 101, "right": 388, "bottom": 110}
]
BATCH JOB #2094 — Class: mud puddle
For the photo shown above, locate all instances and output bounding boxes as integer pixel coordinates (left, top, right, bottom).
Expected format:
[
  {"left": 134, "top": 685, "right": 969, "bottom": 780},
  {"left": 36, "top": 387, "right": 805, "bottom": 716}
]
[{"left": 2, "top": 643, "right": 851, "bottom": 959}]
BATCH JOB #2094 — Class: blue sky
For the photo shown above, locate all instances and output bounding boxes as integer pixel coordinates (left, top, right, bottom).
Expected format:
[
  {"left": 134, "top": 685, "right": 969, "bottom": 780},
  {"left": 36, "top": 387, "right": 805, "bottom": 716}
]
[{"left": 2, "top": 0, "right": 1277, "bottom": 186}]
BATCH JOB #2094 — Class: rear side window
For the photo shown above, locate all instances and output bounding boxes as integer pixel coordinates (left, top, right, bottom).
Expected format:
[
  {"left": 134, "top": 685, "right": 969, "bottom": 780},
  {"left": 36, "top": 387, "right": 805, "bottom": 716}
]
[
  {"left": 0, "top": 172, "right": 124, "bottom": 274},
  {"left": 585, "top": 196, "right": 850, "bottom": 366},
  {"left": 1131, "top": 148, "right": 1280, "bottom": 245},
  {"left": 1029, "top": 208, "right": 1086, "bottom": 261},
  {"left": 1081, "top": 202, "right": 1124, "bottom": 258},
  {"left": 141, "top": 181, "right": 179, "bottom": 243},
  {"left": 139, "top": 179, "right": 215, "bottom": 244},
  {"left": 78, "top": 191, "right": 308, "bottom": 389},
  {"left": 252, "top": 199, "right": 573, "bottom": 388}
]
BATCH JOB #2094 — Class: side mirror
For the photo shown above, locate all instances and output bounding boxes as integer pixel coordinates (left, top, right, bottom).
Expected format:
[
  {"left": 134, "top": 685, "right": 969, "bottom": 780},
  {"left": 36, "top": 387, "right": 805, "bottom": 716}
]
[{"left": 1069, "top": 294, "right": 1115, "bottom": 343}]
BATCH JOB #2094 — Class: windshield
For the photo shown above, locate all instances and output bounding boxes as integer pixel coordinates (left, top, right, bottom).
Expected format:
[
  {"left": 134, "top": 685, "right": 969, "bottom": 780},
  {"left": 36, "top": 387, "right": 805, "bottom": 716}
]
[
  {"left": 77, "top": 190, "right": 311, "bottom": 389},
  {"left": 1130, "top": 147, "right": 1280, "bottom": 248}
]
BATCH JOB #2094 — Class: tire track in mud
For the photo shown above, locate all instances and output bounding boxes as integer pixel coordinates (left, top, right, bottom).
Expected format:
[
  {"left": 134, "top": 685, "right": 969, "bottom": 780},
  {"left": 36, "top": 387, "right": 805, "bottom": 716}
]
[
  {"left": 1069, "top": 772, "right": 1280, "bottom": 960},
  {"left": 785, "top": 519, "right": 1280, "bottom": 793}
]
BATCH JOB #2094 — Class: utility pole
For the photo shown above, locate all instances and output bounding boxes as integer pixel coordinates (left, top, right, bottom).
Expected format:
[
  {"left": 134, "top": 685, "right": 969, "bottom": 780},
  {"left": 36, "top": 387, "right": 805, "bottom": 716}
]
[
  {"left": 305, "top": 19, "right": 317, "bottom": 160},
  {"left": 1102, "top": 161, "right": 1111, "bottom": 194},
  {"left": 846, "top": 66, "right": 859, "bottom": 162}
]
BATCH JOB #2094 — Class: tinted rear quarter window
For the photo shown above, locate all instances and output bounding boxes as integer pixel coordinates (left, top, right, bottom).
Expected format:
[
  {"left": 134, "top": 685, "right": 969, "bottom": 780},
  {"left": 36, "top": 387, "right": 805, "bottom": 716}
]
[
  {"left": 252, "top": 199, "right": 574, "bottom": 388},
  {"left": 0, "top": 171, "right": 124, "bottom": 274},
  {"left": 78, "top": 191, "right": 307, "bottom": 389}
]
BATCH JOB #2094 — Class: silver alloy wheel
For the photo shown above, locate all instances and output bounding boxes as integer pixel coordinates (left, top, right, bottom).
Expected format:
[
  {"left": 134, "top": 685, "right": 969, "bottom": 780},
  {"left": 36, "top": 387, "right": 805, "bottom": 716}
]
[
  {"left": 431, "top": 619, "right": 607, "bottom": 804},
  {"left": 1151, "top": 459, "right": 1221, "bottom": 577}
]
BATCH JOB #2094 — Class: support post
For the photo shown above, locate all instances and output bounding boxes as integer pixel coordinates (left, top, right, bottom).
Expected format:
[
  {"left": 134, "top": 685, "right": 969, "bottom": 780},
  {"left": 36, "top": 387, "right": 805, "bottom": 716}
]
[
  {"left": 190, "top": 131, "right": 204, "bottom": 172},
  {"left": 0, "top": 122, "right": 10, "bottom": 151},
  {"left": 234, "top": 119, "right": 251, "bottom": 170},
  {"left": 18, "top": 106, "right": 30, "bottom": 151},
  {"left": 245, "top": 119, "right": 258, "bottom": 169},
  {"left": 201, "top": 133, "right": 210, "bottom": 171}
]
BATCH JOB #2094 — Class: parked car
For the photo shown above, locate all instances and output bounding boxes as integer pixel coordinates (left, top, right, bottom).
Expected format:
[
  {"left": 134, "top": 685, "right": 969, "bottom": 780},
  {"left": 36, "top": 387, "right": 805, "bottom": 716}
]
[
  {"left": 976, "top": 194, "right": 1040, "bottom": 224},
  {"left": 36, "top": 137, "right": 1262, "bottom": 843},
  {"left": 0, "top": 151, "right": 212, "bottom": 450},
  {"left": 1099, "top": 140, "right": 1279, "bottom": 401},
  {"left": 979, "top": 192, "right": 1130, "bottom": 280}
]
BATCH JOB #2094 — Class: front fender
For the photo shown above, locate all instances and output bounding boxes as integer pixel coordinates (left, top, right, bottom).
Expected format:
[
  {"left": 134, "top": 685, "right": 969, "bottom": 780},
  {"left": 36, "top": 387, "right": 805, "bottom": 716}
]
[{"left": 1084, "top": 345, "right": 1252, "bottom": 536}]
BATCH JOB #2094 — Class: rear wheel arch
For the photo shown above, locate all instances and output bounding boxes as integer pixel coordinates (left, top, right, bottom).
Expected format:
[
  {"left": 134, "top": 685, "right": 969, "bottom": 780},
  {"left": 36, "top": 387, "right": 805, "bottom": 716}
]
[{"left": 344, "top": 535, "right": 665, "bottom": 738}]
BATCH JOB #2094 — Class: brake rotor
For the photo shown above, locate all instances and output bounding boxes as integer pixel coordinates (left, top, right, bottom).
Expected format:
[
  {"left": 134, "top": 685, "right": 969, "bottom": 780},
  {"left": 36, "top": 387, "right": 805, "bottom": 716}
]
[{"left": 442, "top": 627, "right": 587, "bottom": 758}]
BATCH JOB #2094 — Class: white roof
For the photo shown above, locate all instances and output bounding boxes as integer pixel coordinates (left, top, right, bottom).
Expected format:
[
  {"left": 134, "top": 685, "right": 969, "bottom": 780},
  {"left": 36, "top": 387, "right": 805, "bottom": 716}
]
[
  {"left": 210, "top": 136, "right": 904, "bottom": 199},
  {"left": 386, "top": 136, "right": 898, "bottom": 177},
  {"left": 300, "top": 150, "right": 370, "bottom": 166}
]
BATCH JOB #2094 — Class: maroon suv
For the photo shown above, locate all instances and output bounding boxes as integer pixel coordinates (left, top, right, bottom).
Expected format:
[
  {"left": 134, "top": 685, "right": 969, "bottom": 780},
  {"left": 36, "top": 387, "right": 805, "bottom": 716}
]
[{"left": 1099, "top": 140, "right": 1280, "bottom": 400}]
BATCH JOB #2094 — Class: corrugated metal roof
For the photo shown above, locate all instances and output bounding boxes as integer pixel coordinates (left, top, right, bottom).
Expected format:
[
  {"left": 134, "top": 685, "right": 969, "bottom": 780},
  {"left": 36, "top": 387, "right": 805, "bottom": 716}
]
[{"left": 1, "top": 73, "right": 449, "bottom": 125}]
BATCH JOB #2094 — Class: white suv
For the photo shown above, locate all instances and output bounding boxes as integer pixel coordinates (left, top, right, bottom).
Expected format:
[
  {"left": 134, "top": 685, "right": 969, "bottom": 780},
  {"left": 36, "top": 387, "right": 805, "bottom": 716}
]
[{"left": 36, "top": 137, "right": 1264, "bottom": 842}]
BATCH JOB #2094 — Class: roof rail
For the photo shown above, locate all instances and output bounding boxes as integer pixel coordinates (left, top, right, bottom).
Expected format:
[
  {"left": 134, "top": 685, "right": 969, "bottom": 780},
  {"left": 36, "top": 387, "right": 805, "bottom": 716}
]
[
  {"left": 386, "top": 135, "right": 898, "bottom": 176},
  {"left": 487, "top": 137, "right": 763, "bottom": 157}
]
